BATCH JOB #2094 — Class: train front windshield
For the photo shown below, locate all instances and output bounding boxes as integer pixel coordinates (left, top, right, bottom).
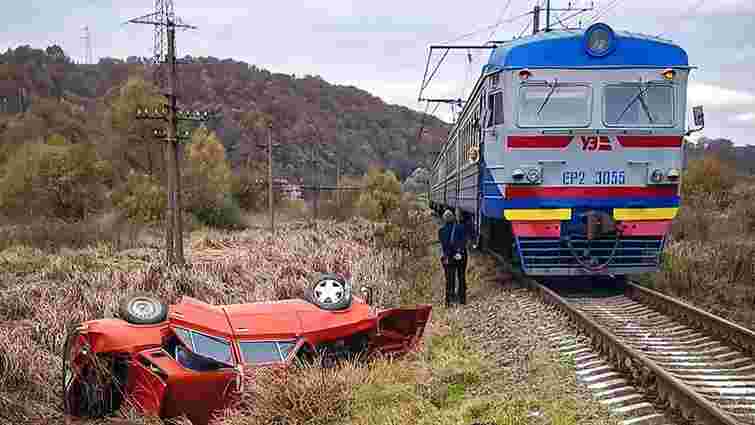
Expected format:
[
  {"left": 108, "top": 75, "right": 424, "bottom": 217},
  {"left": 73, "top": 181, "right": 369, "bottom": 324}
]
[{"left": 604, "top": 82, "right": 674, "bottom": 126}]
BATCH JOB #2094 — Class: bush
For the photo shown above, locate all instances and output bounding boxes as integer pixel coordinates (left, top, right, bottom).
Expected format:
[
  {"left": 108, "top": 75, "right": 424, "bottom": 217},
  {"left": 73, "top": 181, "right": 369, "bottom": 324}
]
[
  {"left": 682, "top": 156, "right": 737, "bottom": 206},
  {"left": 192, "top": 195, "right": 245, "bottom": 230},
  {"left": 0, "top": 137, "right": 110, "bottom": 220},
  {"left": 183, "top": 127, "right": 233, "bottom": 213},
  {"left": 357, "top": 168, "right": 401, "bottom": 221},
  {"left": 112, "top": 172, "right": 166, "bottom": 224}
]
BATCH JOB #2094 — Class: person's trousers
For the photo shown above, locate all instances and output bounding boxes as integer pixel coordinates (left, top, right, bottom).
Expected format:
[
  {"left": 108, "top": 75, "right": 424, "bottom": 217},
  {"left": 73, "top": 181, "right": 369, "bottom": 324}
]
[{"left": 443, "top": 256, "right": 467, "bottom": 306}]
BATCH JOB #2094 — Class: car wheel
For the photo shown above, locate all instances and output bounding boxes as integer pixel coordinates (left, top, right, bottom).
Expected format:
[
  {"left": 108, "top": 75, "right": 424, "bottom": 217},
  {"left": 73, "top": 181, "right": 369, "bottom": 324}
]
[
  {"left": 305, "top": 273, "right": 352, "bottom": 311},
  {"left": 118, "top": 292, "right": 168, "bottom": 325}
]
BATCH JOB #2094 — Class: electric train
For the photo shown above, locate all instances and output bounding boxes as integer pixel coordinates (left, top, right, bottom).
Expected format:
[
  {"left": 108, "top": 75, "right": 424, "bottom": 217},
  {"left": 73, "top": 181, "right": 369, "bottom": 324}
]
[{"left": 428, "top": 23, "right": 700, "bottom": 277}]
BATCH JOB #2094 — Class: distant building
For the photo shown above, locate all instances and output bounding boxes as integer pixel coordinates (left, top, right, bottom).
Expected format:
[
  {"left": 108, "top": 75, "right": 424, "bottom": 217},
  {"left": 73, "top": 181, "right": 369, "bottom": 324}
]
[
  {"left": 273, "top": 177, "right": 303, "bottom": 200},
  {"left": 0, "top": 83, "right": 28, "bottom": 114}
]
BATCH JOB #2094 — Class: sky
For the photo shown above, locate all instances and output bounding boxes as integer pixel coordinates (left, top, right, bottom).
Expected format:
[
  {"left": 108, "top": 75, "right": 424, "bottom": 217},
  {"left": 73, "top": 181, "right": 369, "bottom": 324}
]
[{"left": 2, "top": 0, "right": 754, "bottom": 145}]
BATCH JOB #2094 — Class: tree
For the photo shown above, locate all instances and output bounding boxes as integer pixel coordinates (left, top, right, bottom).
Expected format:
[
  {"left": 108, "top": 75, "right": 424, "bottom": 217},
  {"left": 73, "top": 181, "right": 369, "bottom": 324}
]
[
  {"left": 182, "top": 127, "right": 233, "bottom": 212},
  {"left": 109, "top": 77, "right": 166, "bottom": 176},
  {"left": 0, "top": 135, "right": 110, "bottom": 220}
]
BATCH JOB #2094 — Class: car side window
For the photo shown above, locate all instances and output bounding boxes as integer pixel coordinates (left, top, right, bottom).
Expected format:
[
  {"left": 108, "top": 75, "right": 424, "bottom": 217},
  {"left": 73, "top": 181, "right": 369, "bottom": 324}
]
[
  {"left": 192, "top": 332, "right": 234, "bottom": 365},
  {"left": 240, "top": 341, "right": 280, "bottom": 364},
  {"left": 170, "top": 327, "right": 234, "bottom": 367},
  {"left": 239, "top": 341, "right": 297, "bottom": 364}
]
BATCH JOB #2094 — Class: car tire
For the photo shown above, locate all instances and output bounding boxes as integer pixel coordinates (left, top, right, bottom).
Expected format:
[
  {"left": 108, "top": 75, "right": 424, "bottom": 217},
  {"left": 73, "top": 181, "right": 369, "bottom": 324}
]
[
  {"left": 305, "top": 273, "right": 352, "bottom": 311},
  {"left": 118, "top": 292, "right": 168, "bottom": 325}
]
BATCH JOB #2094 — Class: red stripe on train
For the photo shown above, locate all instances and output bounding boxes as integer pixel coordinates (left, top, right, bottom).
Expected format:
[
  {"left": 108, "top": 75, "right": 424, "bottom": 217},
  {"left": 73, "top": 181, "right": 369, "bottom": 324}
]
[
  {"left": 506, "top": 186, "right": 678, "bottom": 199},
  {"left": 617, "top": 221, "right": 672, "bottom": 236},
  {"left": 616, "top": 136, "right": 682, "bottom": 148},
  {"left": 511, "top": 221, "right": 561, "bottom": 237},
  {"left": 507, "top": 136, "right": 572, "bottom": 148}
]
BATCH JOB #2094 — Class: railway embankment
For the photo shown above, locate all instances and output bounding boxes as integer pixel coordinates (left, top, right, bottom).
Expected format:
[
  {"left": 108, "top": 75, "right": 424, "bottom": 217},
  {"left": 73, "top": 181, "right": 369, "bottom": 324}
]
[{"left": 636, "top": 169, "right": 755, "bottom": 331}]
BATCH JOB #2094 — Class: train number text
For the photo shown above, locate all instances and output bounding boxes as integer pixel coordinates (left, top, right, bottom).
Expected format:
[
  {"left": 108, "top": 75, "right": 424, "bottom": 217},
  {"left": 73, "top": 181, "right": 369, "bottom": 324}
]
[{"left": 562, "top": 170, "right": 625, "bottom": 185}]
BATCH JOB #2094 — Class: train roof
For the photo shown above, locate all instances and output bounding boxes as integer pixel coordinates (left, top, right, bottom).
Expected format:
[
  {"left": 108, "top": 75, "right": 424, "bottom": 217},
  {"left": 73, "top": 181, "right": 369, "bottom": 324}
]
[{"left": 484, "top": 23, "right": 690, "bottom": 71}]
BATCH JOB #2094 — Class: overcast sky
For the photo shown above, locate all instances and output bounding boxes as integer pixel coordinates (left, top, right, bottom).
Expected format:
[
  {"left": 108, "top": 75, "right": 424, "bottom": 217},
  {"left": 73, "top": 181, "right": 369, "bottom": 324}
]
[{"left": 3, "top": 0, "right": 754, "bottom": 145}]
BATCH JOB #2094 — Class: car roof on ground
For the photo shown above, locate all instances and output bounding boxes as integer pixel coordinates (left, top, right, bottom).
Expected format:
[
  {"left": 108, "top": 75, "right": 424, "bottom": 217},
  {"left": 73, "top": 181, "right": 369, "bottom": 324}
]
[{"left": 171, "top": 296, "right": 372, "bottom": 340}]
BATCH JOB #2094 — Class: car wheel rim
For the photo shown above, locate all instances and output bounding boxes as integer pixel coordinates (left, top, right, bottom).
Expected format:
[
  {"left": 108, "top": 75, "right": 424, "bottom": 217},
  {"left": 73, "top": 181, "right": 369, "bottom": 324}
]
[
  {"left": 314, "top": 279, "right": 344, "bottom": 305},
  {"left": 130, "top": 297, "right": 158, "bottom": 320}
]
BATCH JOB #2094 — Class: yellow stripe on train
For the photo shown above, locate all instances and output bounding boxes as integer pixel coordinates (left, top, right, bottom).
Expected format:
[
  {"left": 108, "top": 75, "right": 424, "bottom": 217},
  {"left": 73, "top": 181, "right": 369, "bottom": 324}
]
[
  {"left": 504, "top": 209, "right": 572, "bottom": 221},
  {"left": 613, "top": 207, "right": 679, "bottom": 221}
]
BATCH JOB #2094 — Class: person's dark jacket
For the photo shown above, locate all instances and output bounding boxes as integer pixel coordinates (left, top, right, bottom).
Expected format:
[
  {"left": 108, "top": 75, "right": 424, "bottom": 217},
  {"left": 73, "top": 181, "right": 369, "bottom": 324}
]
[{"left": 438, "top": 221, "right": 469, "bottom": 260}]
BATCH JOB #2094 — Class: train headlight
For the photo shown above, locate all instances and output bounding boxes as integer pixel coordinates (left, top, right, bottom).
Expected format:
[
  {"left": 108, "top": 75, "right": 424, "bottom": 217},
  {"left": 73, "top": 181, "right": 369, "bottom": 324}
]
[
  {"left": 662, "top": 68, "right": 676, "bottom": 81},
  {"left": 584, "top": 23, "right": 616, "bottom": 57},
  {"left": 512, "top": 169, "right": 525, "bottom": 180},
  {"left": 667, "top": 168, "right": 680, "bottom": 181},
  {"left": 519, "top": 69, "right": 532, "bottom": 81},
  {"left": 526, "top": 168, "right": 541, "bottom": 183},
  {"left": 650, "top": 169, "right": 664, "bottom": 183}
]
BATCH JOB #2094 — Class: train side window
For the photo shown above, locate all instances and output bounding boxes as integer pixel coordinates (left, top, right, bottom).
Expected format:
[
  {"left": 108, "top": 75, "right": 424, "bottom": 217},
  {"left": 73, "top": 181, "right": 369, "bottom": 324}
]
[
  {"left": 487, "top": 92, "right": 504, "bottom": 127},
  {"left": 493, "top": 92, "right": 504, "bottom": 125}
]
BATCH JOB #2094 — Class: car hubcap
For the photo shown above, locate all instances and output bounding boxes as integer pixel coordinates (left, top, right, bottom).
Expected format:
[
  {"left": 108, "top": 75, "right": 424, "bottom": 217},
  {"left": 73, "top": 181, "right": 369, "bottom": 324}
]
[
  {"left": 130, "top": 298, "right": 157, "bottom": 320},
  {"left": 314, "top": 279, "right": 344, "bottom": 304}
]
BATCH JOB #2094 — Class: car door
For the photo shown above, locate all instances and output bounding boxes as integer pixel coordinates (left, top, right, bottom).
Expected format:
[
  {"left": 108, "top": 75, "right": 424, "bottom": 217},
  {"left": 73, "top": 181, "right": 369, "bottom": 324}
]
[
  {"left": 370, "top": 305, "right": 432, "bottom": 354},
  {"left": 161, "top": 326, "right": 239, "bottom": 425}
]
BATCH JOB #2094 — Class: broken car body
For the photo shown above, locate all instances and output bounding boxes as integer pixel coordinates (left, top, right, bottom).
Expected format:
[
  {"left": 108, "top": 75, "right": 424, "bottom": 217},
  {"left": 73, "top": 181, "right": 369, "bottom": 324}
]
[{"left": 63, "top": 274, "right": 431, "bottom": 425}]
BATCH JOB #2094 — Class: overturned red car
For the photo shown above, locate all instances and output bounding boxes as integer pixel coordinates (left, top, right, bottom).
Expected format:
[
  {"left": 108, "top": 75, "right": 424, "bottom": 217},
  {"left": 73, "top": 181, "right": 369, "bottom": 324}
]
[{"left": 63, "top": 273, "right": 431, "bottom": 425}]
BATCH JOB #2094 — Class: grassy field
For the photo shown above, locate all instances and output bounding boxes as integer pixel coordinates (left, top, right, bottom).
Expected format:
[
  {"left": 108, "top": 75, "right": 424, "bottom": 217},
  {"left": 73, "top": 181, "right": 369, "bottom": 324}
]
[{"left": 0, "top": 201, "right": 620, "bottom": 425}]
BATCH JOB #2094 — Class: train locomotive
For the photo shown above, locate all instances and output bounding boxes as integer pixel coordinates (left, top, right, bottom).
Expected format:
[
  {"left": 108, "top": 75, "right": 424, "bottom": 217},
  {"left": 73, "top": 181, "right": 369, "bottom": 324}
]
[{"left": 429, "top": 23, "right": 700, "bottom": 277}]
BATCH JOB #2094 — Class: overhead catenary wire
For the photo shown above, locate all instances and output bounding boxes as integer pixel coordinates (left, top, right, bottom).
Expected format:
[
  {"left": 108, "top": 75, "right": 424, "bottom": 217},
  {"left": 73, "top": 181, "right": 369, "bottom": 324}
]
[{"left": 655, "top": 0, "right": 705, "bottom": 39}]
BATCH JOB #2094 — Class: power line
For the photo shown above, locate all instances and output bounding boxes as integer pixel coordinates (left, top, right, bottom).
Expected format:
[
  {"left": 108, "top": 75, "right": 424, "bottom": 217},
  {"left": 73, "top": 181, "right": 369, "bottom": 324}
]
[
  {"left": 487, "top": 0, "right": 514, "bottom": 40},
  {"left": 656, "top": 0, "right": 705, "bottom": 39}
]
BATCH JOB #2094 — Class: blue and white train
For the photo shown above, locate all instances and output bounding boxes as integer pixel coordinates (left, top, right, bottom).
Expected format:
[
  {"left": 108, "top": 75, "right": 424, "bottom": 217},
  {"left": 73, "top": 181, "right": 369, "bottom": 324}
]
[{"left": 429, "top": 23, "right": 700, "bottom": 277}]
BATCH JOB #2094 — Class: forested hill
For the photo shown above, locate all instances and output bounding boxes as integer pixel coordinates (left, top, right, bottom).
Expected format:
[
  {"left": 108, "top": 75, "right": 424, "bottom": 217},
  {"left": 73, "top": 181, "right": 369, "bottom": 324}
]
[{"left": 0, "top": 45, "right": 449, "bottom": 182}]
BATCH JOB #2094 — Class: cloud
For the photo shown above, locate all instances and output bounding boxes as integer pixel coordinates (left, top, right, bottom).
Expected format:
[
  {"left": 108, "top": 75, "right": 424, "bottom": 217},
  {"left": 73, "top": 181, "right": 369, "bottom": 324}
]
[
  {"left": 688, "top": 83, "right": 755, "bottom": 108},
  {"left": 732, "top": 112, "right": 755, "bottom": 122}
]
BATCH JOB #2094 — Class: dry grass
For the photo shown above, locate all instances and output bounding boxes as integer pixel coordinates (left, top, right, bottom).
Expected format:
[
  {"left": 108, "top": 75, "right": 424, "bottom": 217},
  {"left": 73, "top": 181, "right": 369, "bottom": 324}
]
[
  {"left": 0, "top": 216, "right": 390, "bottom": 424},
  {"left": 646, "top": 169, "right": 755, "bottom": 328}
]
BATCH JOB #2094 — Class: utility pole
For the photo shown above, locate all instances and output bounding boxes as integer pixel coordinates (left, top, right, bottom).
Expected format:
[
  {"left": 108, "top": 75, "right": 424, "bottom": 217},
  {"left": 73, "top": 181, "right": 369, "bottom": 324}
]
[
  {"left": 531, "top": 1, "right": 592, "bottom": 34},
  {"left": 129, "top": 4, "right": 214, "bottom": 267},
  {"left": 256, "top": 122, "right": 279, "bottom": 234},
  {"left": 335, "top": 157, "right": 341, "bottom": 207},
  {"left": 267, "top": 123, "right": 274, "bottom": 235}
]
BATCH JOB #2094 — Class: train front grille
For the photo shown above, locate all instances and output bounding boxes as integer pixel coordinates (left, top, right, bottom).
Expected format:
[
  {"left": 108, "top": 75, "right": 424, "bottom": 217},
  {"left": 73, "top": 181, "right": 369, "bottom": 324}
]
[{"left": 516, "top": 235, "right": 665, "bottom": 275}]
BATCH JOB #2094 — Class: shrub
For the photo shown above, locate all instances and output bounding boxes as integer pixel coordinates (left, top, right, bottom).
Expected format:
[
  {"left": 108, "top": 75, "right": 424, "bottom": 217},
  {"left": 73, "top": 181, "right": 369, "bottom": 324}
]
[
  {"left": 231, "top": 167, "right": 267, "bottom": 212},
  {"left": 0, "top": 137, "right": 110, "bottom": 220},
  {"left": 192, "top": 195, "right": 245, "bottom": 230},
  {"left": 357, "top": 168, "right": 401, "bottom": 221},
  {"left": 183, "top": 127, "right": 233, "bottom": 213},
  {"left": 682, "top": 156, "right": 737, "bottom": 206},
  {"left": 112, "top": 172, "right": 166, "bottom": 224}
]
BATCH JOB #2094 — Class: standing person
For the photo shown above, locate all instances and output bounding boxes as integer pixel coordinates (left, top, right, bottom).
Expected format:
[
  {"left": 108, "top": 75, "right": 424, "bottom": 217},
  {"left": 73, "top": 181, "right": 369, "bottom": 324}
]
[
  {"left": 439, "top": 209, "right": 469, "bottom": 307},
  {"left": 455, "top": 208, "right": 469, "bottom": 305}
]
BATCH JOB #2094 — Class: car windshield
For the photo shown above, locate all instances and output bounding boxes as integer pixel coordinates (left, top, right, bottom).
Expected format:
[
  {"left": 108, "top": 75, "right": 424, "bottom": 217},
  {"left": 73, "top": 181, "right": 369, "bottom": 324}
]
[
  {"left": 239, "top": 340, "right": 297, "bottom": 365},
  {"left": 172, "top": 327, "right": 234, "bottom": 366},
  {"left": 604, "top": 82, "right": 674, "bottom": 126},
  {"left": 518, "top": 81, "right": 591, "bottom": 127}
]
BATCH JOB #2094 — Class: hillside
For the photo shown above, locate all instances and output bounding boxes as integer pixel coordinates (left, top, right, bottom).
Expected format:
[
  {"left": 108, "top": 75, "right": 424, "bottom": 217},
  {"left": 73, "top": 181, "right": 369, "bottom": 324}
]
[{"left": 0, "top": 45, "right": 449, "bottom": 182}]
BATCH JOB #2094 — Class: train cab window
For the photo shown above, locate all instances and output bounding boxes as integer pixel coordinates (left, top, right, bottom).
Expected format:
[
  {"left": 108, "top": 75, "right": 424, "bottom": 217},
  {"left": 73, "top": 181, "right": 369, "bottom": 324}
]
[
  {"left": 518, "top": 82, "right": 591, "bottom": 127},
  {"left": 486, "top": 92, "right": 504, "bottom": 127},
  {"left": 604, "top": 82, "right": 674, "bottom": 126}
]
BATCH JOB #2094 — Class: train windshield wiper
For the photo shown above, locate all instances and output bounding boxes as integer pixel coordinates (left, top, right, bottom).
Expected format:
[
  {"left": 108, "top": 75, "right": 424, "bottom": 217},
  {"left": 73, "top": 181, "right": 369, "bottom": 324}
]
[
  {"left": 536, "top": 78, "right": 559, "bottom": 117},
  {"left": 616, "top": 82, "right": 654, "bottom": 123}
]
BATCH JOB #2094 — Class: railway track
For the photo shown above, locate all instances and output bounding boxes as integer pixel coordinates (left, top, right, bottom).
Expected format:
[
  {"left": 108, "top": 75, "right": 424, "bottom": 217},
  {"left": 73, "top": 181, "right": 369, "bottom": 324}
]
[{"left": 486, "top": 249, "right": 755, "bottom": 425}]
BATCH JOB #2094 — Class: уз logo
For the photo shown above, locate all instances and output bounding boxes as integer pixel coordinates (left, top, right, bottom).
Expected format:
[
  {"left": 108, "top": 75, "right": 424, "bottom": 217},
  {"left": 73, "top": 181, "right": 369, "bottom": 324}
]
[{"left": 580, "top": 136, "right": 612, "bottom": 151}]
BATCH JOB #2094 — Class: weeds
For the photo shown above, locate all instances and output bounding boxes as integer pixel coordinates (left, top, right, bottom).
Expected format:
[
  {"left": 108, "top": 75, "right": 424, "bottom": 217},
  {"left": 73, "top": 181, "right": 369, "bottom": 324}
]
[{"left": 652, "top": 166, "right": 755, "bottom": 328}]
